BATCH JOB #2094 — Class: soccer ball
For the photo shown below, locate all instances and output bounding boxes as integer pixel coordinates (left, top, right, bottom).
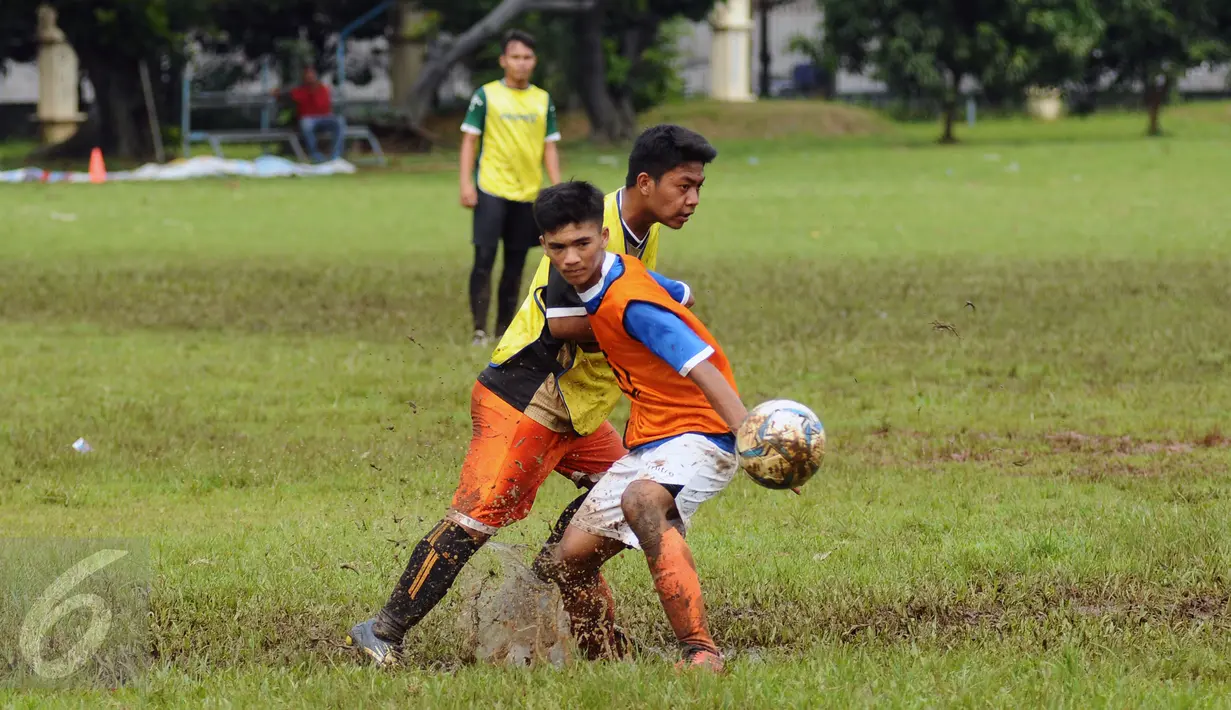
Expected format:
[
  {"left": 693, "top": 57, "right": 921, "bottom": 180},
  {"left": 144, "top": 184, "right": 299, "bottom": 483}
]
[{"left": 736, "top": 400, "right": 826, "bottom": 490}]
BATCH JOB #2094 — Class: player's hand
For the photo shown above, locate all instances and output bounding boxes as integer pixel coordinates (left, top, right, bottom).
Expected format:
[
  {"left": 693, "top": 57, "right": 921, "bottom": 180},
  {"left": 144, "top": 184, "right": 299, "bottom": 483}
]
[
  {"left": 460, "top": 183, "right": 478, "bottom": 209},
  {"left": 684, "top": 293, "right": 696, "bottom": 308},
  {"left": 790, "top": 487, "right": 802, "bottom": 496}
]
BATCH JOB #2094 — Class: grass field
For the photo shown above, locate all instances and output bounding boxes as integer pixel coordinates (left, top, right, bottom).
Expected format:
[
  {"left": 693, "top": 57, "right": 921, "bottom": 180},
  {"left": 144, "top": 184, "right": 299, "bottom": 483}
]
[{"left": 3, "top": 101, "right": 1231, "bottom": 707}]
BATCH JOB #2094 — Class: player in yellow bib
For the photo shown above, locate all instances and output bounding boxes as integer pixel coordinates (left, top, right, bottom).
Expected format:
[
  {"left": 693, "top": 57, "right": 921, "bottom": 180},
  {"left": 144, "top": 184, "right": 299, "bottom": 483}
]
[
  {"left": 460, "top": 30, "right": 562, "bottom": 345},
  {"left": 347, "top": 125, "right": 718, "bottom": 667}
]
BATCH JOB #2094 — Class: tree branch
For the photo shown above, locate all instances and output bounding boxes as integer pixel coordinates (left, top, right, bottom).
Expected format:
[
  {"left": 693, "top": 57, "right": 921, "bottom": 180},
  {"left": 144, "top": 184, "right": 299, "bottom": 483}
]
[{"left": 399, "top": 0, "right": 599, "bottom": 125}]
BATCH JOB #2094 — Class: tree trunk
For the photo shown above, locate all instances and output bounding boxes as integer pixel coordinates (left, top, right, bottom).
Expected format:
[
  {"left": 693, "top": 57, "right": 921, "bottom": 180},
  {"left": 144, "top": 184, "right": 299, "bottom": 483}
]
[
  {"left": 97, "top": 63, "right": 149, "bottom": 159},
  {"left": 940, "top": 99, "right": 957, "bottom": 144},
  {"left": 1144, "top": 72, "right": 1172, "bottom": 137},
  {"left": 604, "top": 20, "right": 656, "bottom": 140},
  {"left": 28, "top": 56, "right": 153, "bottom": 162},
  {"left": 574, "top": 1, "right": 626, "bottom": 142},
  {"left": 613, "top": 94, "right": 636, "bottom": 139},
  {"left": 938, "top": 71, "right": 960, "bottom": 144}
]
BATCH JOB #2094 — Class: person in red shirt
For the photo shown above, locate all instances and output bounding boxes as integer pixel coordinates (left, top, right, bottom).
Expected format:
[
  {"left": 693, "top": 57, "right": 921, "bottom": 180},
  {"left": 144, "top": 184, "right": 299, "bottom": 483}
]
[{"left": 273, "top": 67, "right": 346, "bottom": 162}]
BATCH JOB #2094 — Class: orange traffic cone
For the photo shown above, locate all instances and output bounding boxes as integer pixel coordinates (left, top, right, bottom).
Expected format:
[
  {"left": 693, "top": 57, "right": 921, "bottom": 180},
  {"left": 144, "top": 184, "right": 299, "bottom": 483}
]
[{"left": 88, "top": 147, "right": 106, "bottom": 184}]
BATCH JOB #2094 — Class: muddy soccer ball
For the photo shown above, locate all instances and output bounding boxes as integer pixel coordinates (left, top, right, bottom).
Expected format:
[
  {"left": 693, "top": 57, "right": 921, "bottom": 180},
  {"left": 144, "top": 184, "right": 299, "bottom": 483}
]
[{"left": 736, "top": 399, "right": 826, "bottom": 490}]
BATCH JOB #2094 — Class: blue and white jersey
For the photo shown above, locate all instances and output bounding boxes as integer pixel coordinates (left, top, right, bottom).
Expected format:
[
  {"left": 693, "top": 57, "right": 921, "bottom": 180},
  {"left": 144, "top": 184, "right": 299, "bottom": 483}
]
[{"left": 576, "top": 253, "right": 712, "bottom": 377}]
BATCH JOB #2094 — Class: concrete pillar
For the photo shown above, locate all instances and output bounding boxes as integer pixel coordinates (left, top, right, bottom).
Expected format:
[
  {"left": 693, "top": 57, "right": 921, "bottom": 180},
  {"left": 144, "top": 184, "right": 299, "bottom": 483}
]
[
  {"left": 33, "top": 4, "right": 87, "bottom": 145},
  {"left": 709, "top": 0, "right": 755, "bottom": 102},
  {"left": 389, "top": 2, "right": 430, "bottom": 106}
]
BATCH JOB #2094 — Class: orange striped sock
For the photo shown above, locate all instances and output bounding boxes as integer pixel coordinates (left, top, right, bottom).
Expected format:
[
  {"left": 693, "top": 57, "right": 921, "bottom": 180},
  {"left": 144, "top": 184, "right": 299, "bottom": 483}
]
[{"left": 646, "top": 527, "right": 717, "bottom": 654}]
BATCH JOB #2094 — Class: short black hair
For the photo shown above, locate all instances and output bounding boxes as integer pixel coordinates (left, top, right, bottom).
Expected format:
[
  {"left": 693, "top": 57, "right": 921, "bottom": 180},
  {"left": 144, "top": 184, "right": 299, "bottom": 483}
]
[
  {"left": 502, "top": 29, "right": 536, "bottom": 53},
  {"left": 534, "top": 181, "right": 605, "bottom": 236},
  {"left": 625, "top": 124, "right": 718, "bottom": 188}
]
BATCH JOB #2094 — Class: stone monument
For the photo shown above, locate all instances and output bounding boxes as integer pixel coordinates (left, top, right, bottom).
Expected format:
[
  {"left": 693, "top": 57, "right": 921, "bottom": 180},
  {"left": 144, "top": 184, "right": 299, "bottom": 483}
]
[
  {"left": 709, "top": 0, "right": 755, "bottom": 102},
  {"left": 1026, "top": 86, "right": 1064, "bottom": 122},
  {"left": 33, "top": 5, "right": 87, "bottom": 145}
]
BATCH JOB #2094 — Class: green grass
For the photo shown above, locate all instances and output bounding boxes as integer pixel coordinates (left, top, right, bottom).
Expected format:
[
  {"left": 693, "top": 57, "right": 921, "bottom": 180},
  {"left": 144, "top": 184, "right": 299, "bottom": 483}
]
[{"left": 3, "top": 107, "right": 1231, "bottom": 707}]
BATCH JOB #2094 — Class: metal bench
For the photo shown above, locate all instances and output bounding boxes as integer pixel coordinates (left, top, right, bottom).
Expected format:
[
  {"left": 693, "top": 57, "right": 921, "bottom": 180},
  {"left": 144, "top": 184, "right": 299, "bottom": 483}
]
[
  {"left": 340, "top": 125, "right": 387, "bottom": 166},
  {"left": 188, "top": 129, "right": 308, "bottom": 161},
  {"left": 187, "top": 125, "right": 386, "bottom": 166}
]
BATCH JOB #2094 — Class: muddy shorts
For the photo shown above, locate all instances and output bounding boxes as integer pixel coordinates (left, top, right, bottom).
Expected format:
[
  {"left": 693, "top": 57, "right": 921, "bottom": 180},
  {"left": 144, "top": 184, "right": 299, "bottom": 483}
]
[
  {"left": 569, "top": 433, "right": 739, "bottom": 550},
  {"left": 448, "top": 382, "right": 628, "bottom": 536}
]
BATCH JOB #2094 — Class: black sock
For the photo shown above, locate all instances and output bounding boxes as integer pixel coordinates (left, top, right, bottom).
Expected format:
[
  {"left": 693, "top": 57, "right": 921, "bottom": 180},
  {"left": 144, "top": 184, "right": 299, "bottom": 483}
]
[
  {"left": 495, "top": 248, "right": 529, "bottom": 336},
  {"left": 533, "top": 491, "right": 591, "bottom": 582},
  {"left": 546, "top": 490, "right": 590, "bottom": 547},
  {"left": 373, "top": 519, "right": 483, "bottom": 643},
  {"left": 469, "top": 245, "right": 498, "bottom": 332}
]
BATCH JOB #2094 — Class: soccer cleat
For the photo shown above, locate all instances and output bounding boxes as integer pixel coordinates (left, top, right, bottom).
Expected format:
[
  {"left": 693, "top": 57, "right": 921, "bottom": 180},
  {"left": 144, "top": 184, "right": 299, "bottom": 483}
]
[
  {"left": 472, "top": 329, "right": 490, "bottom": 346},
  {"left": 346, "top": 618, "right": 401, "bottom": 668},
  {"left": 674, "top": 647, "right": 725, "bottom": 674}
]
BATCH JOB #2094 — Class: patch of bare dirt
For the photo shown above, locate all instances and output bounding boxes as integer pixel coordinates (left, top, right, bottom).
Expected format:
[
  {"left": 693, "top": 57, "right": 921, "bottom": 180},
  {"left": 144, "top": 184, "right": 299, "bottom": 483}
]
[
  {"left": 1069, "top": 592, "right": 1227, "bottom": 621},
  {"left": 705, "top": 585, "right": 1231, "bottom": 652},
  {"left": 1044, "top": 431, "right": 1215, "bottom": 456},
  {"left": 842, "top": 427, "right": 1230, "bottom": 474}
]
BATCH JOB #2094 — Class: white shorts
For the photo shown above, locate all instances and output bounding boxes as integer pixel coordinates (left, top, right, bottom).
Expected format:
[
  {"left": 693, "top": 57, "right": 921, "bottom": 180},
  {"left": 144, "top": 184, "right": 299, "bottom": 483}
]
[{"left": 570, "top": 433, "right": 739, "bottom": 550}]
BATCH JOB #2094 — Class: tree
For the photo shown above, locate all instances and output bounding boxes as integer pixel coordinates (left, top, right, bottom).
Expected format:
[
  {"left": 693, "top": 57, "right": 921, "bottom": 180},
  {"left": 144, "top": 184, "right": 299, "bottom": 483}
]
[
  {"left": 399, "top": 0, "right": 550, "bottom": 126},
  {"left": 755, "top": 0, "right": 794, "bottom": 98},
  {"left": 1087, "top": 0, "right": 1230, "bottom": 136},
  {"left": 579, "top": 0, "right": 713, "bottom": 141},
  {"left": 0, "top": 1, "right": 38, "bottom": 69},
  {"left": 405, "top": 0, "right": 715, "bottom": 142},
  {"left": 822, "top": 0, "right": 1103, "bottom": 142},
  {"left": 0, "top": 0, "right": 389, "bottom": 160},
  {"left": 1, "top": 0, "right": 717, "bottom": 155},
  {"left": 2, "top": 0, "right": 218, "bottom": 161},
  {"left": 203, "top": 0, "right": 388, "bottom": 73},
  {"left": 787, "top": 29, "right": 838, "bottom": 98}
]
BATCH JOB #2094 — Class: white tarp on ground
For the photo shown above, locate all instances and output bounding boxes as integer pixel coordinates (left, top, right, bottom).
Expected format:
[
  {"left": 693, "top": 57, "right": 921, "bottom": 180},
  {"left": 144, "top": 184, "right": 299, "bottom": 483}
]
[{"left": 0, "top": 155, "right": 358, "bottom": 184}]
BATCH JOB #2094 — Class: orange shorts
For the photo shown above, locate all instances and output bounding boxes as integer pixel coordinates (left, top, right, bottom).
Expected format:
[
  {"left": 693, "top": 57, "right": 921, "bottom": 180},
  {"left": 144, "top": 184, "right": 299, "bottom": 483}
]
[{"left": 449, "top": 382, "right": 627, "bottom": 535}]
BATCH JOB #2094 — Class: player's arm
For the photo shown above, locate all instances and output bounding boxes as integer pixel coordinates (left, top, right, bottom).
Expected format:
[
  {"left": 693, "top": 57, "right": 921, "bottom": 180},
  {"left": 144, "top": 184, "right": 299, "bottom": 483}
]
[
  {"left": 548, "top": 315, "right": 593, "bottom": 343},
  {"left": 545, "top": 264, "right": 595, "bottom": 343},
  {"left": 543, "top": 96, "right": 562, "bottom": 185},
  {"left": 689, "top": 361, "right": 748, "bottom": 433},
  {"left": 543, "top": 143, "right": 561, "bottom": 186},
  {"left": 623, "top": 303, "right": 746, "bottom": 430},
  {"left": 647, "top": 270, "right": 695, "bottom": 309},
  {"left": 459, "top": 88, "right": 486, "bottom": 209}
]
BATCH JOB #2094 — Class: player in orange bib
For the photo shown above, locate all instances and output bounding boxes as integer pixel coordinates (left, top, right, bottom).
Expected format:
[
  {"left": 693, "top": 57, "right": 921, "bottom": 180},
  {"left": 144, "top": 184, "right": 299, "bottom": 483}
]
[
  {"left": 345, "top": 126, "right": 719, "bottom": 669},
  {"left": 531, "top": 181, "right": 748, "bottom": 673}
]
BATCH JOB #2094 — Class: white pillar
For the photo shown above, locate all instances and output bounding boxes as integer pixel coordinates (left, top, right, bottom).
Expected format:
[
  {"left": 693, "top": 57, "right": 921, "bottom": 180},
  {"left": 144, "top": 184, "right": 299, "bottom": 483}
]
[
  {"left": 709, "top": 0, "right": 754, "bottom": 102},
  {"left": 33, "top": 5, "right": 87, "bottom": 145}
]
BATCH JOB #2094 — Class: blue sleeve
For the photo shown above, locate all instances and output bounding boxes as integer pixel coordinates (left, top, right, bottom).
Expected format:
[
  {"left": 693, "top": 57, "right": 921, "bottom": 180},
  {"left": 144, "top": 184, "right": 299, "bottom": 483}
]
[
  {"left": 623, "top": 302, "right": 713, "bottom": 375},
  {"left": 647, "top": 270, "right": 691, "bottom": 305}
]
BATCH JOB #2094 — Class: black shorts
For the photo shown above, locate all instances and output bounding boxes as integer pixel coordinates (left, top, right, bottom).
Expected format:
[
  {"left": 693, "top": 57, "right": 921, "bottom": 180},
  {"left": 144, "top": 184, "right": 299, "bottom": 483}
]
[{"left": 473, "top": 191, "right": 540, "bottom": 251}]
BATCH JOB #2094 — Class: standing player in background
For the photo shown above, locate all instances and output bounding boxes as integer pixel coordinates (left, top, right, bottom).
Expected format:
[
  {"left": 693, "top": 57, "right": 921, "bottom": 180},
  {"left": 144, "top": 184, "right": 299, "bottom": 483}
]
[
  {"left": 346, "top": 126, "right": 718, "bottom": 668},
  {"left": 460, "top": 29, "right": 562, "bottom": 346}
]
